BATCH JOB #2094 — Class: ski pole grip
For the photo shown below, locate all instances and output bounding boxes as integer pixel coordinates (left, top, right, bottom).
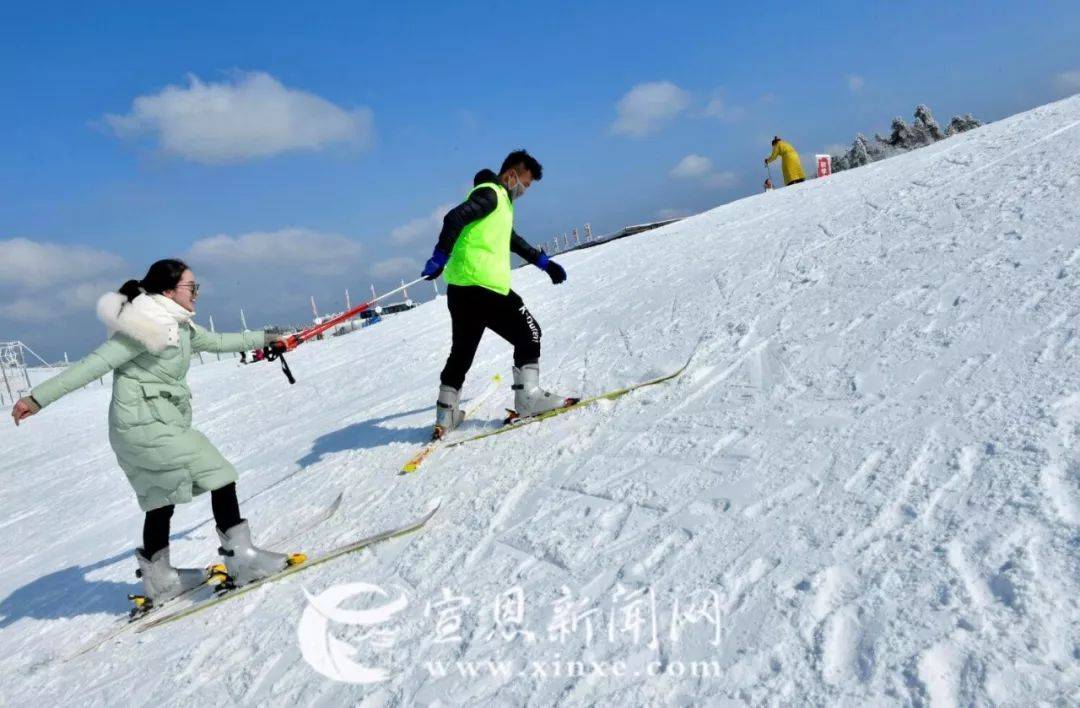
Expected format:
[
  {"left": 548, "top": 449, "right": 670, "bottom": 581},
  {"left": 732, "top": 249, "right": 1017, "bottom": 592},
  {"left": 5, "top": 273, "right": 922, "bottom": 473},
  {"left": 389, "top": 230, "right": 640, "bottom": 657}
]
[{"left": 258, "top": 337, "right": 297, "bottom": 383}]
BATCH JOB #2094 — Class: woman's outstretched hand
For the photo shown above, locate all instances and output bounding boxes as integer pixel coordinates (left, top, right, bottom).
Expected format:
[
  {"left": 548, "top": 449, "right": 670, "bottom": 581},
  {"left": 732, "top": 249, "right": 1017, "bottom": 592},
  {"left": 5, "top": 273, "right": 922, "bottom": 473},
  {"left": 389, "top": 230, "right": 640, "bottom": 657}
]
[{"left": 11, "top": 397, "right": 40, "bottom": 426}]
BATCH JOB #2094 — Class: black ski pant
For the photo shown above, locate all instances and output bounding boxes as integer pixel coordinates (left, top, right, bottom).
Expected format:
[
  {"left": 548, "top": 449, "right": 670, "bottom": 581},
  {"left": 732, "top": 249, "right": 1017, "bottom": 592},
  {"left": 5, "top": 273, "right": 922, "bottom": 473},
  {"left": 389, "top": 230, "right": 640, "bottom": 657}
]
[
  {"left": 141, "top": 483, "right": 243, "bottom": 557},
  {"left": 440, "top": 285, "right": 541, "bottom": 390}
]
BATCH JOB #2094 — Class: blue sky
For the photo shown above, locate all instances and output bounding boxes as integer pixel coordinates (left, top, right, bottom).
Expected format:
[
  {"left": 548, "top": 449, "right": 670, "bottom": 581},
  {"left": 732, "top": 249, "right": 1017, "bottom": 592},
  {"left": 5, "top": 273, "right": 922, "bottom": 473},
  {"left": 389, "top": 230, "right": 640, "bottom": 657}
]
[{"left": 2, "top": 0, "right": 1079, "bottom": 360}]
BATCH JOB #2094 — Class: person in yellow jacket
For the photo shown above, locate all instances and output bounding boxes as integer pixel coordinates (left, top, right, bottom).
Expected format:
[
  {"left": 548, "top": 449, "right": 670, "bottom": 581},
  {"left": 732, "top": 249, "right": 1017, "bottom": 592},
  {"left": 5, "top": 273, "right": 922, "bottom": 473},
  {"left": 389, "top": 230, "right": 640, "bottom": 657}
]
[{"left": 765, "top": 136, "right": 806, "bottom": 185}]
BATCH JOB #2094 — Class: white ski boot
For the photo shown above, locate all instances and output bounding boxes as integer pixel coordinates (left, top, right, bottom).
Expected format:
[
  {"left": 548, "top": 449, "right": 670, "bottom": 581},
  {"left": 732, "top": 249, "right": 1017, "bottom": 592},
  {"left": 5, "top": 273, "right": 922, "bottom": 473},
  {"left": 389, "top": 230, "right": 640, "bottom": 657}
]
[
  {"left": 130, "top": 547, "right": 209, "bottom": 616},
  {"left": 434, "top": 384, "right": 465, "bottom": 439},
  {"left": 508, "top": 363, "right": 578, "bottom": 422},
  {"left": 216, "top": 520, "right": 291, "bottom": 586}
]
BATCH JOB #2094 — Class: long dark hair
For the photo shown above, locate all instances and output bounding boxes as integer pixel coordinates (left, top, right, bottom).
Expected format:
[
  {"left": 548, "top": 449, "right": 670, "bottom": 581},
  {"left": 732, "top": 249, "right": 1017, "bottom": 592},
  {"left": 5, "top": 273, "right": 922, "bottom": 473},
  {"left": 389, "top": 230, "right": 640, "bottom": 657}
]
[{"left": 118, "top": 259, "right": 190, "bottom": 302}]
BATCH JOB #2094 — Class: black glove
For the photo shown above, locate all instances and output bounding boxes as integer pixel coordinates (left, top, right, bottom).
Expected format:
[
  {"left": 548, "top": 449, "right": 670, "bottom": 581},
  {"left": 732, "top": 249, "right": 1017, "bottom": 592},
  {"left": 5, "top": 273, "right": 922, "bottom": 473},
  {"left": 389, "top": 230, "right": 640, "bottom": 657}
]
[
  {"left": 536, "top": 253, "right": 567, "bottom": 285},
  {"left": 266, "top": 338, "right": 289, "bottom": 355},
  {"left": 545, "top": 260, "right": 566, "bottom": 284}
]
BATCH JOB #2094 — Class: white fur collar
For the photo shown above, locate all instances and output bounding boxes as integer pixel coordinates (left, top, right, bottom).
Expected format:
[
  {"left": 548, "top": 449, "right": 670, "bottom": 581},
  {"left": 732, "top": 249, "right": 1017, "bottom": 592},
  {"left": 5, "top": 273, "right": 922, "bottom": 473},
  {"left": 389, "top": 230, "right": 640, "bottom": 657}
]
[{"left": 96, "top": 292, "right": 195, "bottom": 353}]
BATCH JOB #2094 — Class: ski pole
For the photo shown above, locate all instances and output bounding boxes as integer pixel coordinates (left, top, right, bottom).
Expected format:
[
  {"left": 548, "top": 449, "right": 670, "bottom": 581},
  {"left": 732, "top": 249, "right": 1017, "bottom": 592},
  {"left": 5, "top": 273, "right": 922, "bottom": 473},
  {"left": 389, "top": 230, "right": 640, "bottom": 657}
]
[{"left": 259, "top": 277, "right": 426, "bottom": 384}]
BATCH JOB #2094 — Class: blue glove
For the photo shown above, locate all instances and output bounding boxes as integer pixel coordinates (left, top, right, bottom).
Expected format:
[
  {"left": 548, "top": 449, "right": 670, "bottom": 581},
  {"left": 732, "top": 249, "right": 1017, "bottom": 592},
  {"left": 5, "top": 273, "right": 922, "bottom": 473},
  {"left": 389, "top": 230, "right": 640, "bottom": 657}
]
[
  {"left": 422, "top": 249, "right": 449, "bottom": 280},
  {"left": 536, "top": 253, "right": 566, "bottom": 284}
]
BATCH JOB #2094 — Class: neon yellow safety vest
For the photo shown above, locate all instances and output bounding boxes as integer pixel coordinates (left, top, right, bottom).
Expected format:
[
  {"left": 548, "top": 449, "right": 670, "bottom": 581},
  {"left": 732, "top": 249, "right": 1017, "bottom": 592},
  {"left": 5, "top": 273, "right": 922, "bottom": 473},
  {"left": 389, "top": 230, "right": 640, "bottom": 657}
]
[{"left": 443, "top": 181, "right": 514, "bottom": 295}]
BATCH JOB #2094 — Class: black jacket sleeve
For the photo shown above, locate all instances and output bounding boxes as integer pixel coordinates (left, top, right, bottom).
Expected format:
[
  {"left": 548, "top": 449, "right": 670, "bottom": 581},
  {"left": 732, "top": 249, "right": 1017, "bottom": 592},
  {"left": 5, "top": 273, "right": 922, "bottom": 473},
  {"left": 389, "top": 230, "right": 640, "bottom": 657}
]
[
  {"left": 434, "top": 187, "right": 498, "bottom": 254},
  {"left": 510, "top": 231, "right": 543, "bottom": 265}
]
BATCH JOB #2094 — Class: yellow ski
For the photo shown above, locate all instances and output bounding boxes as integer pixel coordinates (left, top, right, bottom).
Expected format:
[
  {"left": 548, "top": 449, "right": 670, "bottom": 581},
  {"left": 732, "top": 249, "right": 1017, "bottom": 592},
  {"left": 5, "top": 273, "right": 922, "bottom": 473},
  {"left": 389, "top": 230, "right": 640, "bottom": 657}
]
[
  {"left": 400, "top": 374, "right": 501, "bottom": 474},
  {"left": 446, "top": 356, "right": 693, "bottom": 448}
]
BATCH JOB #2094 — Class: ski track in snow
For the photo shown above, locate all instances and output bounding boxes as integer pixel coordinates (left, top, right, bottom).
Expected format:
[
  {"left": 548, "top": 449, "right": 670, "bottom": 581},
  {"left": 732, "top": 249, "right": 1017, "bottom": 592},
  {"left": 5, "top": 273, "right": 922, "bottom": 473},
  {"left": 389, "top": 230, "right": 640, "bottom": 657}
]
[{"left": 2, "top": 96, "right": 1080, "bottom": 706}]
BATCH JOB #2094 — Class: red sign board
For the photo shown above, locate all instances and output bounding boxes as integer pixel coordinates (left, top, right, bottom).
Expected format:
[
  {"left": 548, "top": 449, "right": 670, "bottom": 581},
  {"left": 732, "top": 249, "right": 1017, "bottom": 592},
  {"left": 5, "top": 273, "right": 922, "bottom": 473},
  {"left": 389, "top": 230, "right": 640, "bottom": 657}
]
[{"left": 816, "top": 154, "right": 832, "bottom": 178}]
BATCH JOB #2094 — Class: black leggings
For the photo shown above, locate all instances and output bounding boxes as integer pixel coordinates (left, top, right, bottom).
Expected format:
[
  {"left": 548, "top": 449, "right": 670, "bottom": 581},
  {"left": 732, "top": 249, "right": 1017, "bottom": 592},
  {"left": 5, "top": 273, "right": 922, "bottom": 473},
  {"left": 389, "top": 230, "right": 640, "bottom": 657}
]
[
  {"left": 142, "top": 483, "right": 243, "bottom": 557},
  {"left": 440, "top": 285, "right": 541, "bottom": 390}
]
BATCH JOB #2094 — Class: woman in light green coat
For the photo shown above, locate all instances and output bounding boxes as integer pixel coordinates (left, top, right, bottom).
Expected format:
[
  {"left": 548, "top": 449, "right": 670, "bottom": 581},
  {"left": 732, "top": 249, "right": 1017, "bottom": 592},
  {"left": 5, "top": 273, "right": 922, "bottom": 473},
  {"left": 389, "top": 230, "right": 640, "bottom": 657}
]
[{"left": 11, "top": 259, "right": 296, "bottom": 612}]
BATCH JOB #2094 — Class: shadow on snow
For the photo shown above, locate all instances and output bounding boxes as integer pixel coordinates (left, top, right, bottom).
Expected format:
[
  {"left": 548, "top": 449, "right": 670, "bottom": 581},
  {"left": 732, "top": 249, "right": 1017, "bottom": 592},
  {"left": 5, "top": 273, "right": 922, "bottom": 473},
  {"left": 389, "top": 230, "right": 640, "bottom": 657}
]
[
  {"left": 296, "top": 406, "right": 430, "bottom": 469},
  {"left": 0, "top": 408, "right": 438, "bottom": 626}
]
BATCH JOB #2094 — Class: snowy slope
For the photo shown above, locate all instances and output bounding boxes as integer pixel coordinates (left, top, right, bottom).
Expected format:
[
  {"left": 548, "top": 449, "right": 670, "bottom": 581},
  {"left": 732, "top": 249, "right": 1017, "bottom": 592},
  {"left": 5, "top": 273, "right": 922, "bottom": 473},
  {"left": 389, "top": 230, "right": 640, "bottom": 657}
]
[{"left": 2, "top": 95, "right": 1079, "bottom": 706}]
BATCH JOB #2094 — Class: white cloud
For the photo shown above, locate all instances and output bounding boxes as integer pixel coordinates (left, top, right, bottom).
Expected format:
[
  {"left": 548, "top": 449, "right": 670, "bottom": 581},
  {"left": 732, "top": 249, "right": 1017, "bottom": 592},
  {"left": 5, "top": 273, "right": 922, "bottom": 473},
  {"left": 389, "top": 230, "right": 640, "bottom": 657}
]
[
  {"left": 389, "top": 204, "right": 453, "bottom": 245},
  {"left": 847, "top": 75, "right": 866, "bottom": 92},
  {"left": 703, "top": 93, "right": 746, "bottom": 122},
  {"left": 0, "top": 241, "right": 126, "bottom": 352},
  {"left": 611, "top": 81, "right": 690, "bottom": 137},
  {"left": 0, "top": 238, "right": 126, "bottom": 289},
  {"left": 62, "top": 279, "right": 127, "bottom": 309},
  {"left": 704, "top": 96, "right": 726, "bottom": 118},
  {"left": 669, "top": 155, "right": 737, "bottom": 190},
  {"left": 370, "top": 257, "right": 420, "bottom": 279},
  {"left": 0, "top": 298, "right": 53, "bottom": 322},
  {"left": 187, "top": 228, "right": 363, "bottom": 276},
  {"left": 1053, "top": 69, "right": 1080, "bottom": 94},
  {"left": 670, "top": 154, "right": 713, "bottom": 179},
  {"left": 105, "top": 71, "right": 374, "bottom": 164},
  {"left": 0, "top": 278, "right": 124, "bottom": 325},
  {"left": 703, "top": 171, "right": 738, "bottom": 189}
]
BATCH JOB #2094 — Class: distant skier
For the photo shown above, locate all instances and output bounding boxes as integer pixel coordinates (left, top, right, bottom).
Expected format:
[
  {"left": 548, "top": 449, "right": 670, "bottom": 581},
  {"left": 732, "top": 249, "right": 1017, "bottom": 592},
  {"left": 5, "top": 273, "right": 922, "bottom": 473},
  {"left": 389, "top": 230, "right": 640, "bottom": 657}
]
[
  {"left": 765, "top": 136, "right": 806, "bottom": 185},
  {"left": 10, "top": 259, "right": 295, "bottom": 612},
  {"left": 420, "top": 149, "right": 576, "bottom": 438},
  {"left": 764, "top": 177, "right": 774, "bottom": 191}
]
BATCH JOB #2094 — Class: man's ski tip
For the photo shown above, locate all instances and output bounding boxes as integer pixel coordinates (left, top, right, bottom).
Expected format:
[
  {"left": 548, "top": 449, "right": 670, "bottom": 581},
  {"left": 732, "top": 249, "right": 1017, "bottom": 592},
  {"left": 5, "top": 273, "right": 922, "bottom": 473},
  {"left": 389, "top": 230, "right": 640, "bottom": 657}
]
[{"left": 400, "top": 446, "right": 435, "bottom": 474}]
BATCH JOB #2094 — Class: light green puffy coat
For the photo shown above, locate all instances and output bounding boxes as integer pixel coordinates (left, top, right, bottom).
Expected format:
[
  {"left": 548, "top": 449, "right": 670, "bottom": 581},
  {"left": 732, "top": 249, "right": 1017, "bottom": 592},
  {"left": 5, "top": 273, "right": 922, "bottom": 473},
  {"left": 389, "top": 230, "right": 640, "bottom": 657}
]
[{"left": 31, "top": 293, "right": 268, "bottom": 511}]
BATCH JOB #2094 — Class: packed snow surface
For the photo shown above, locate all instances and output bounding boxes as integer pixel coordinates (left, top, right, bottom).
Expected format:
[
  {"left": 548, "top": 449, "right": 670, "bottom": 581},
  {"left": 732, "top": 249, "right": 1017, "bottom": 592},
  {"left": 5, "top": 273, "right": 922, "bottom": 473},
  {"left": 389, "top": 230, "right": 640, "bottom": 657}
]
[{"left": 2, "top": 96, "right": 1079, "bottom": 706}]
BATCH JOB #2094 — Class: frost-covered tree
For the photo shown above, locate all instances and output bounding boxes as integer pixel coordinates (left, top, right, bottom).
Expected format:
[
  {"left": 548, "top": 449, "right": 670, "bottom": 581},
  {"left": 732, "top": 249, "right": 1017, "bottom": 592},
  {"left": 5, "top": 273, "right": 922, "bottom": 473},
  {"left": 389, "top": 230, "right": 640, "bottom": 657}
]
[
  {"left": 945, "top": 113, "right": 982, "bottom": 136},
  {"left": 913, "top": 104, "right": 944, "bottom": 142},
  {"left": 851, "top": 134, "right": 872, "bottom": 167},
  {"left": 831, "top": 133, "right": 882, "bottom": 173},
  {"left": 887, "top": 117, "right": 912, "bottom": 147},
  {"left": 828, "top": 104, "right": 982, "bottom": 173},
  {"left": 867, "top": 136, "right": 888, "bottom": 162}
]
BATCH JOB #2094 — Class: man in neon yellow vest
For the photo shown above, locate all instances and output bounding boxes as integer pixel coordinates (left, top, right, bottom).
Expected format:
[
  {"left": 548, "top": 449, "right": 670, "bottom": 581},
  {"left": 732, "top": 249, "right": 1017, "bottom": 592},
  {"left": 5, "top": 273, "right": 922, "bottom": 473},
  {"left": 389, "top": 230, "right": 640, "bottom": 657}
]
[{"left": 421, "top": 149, "right": 576, "bottom": 438}]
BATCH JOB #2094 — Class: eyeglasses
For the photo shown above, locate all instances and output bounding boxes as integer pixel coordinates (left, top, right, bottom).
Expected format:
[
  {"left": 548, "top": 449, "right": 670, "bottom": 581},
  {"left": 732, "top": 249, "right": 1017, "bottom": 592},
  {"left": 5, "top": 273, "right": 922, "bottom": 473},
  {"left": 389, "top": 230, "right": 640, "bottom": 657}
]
[{"left": 178, "top": 282, "right": 200, "bottom": 295}]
